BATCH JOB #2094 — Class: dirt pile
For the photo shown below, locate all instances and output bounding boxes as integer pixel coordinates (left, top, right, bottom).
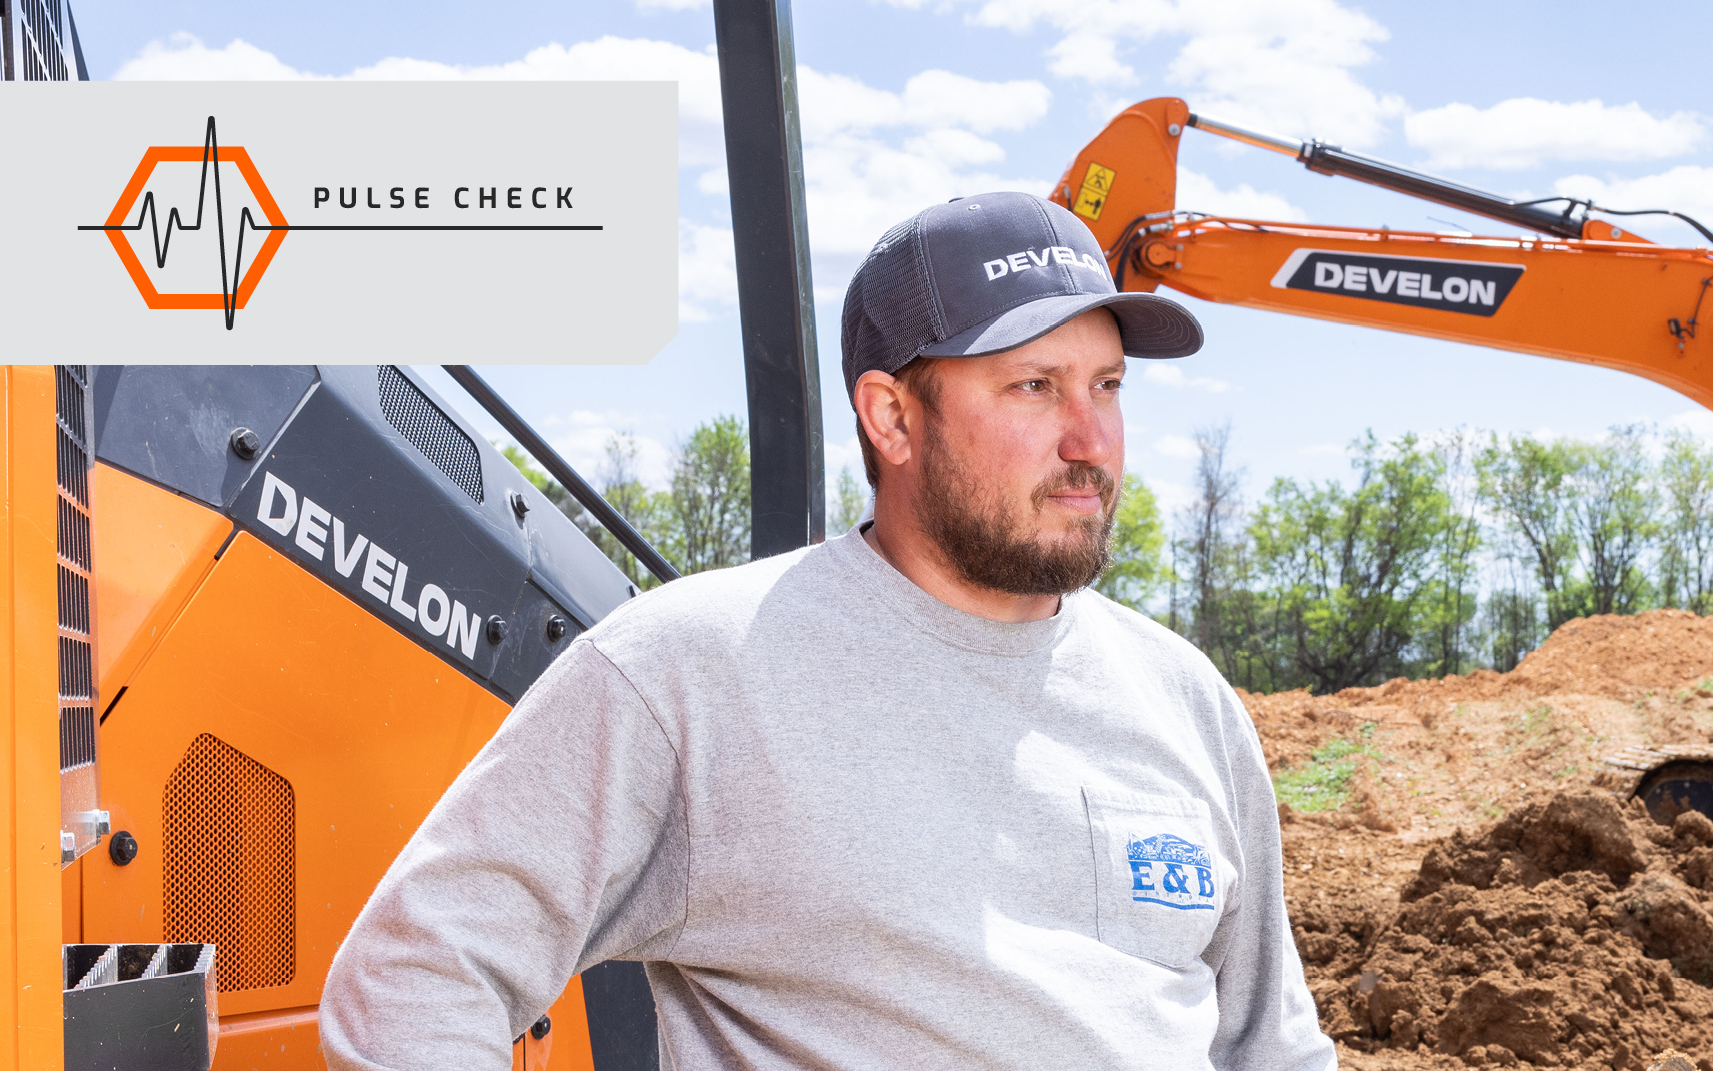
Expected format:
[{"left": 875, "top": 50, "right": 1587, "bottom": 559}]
[
  {"left": 1298, "top": 789, "right": 1713, "bottom": 1069},
  {"left": 1242, "top": 610, "right": 1713, "bottom": 841},
  {"left": 1238, "top": 611, "right": 1713, "bottom": 1069},
  {"left": 1337, "top": 608, "right": 1713, "bottom": 709}
]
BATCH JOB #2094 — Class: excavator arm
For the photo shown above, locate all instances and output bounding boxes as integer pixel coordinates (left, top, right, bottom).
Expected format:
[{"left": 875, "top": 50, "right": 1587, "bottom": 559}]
[{"left": 1051, "top": 98, "right": 1713, "bottom": 410}]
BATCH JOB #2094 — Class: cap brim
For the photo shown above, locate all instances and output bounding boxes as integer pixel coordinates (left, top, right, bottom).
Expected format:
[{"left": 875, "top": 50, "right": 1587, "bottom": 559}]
[{"left": 917, "top": 292, "right": 1203, "bottom": 361}]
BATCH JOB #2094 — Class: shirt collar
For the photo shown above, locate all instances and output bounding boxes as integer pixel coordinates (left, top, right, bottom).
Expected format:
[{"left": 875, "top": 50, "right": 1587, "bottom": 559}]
[{"left": 827, "top": 525, "right": 1077, "bottom": 657}]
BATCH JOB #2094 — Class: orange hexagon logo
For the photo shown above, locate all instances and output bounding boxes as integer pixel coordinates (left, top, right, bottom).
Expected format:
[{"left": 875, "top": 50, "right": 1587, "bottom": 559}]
[{"left": 101, "top": 137, "right": 289, "bottom": 313}]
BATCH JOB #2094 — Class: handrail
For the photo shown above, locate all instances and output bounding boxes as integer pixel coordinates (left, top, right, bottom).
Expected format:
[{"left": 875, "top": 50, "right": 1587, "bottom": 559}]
[{"left": 441, "top": 365, "right": 681, "bottom": 585}]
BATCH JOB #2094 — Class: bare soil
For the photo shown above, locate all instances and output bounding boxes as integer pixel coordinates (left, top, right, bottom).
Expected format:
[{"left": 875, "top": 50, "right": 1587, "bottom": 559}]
[{"left": 1244, "top": 610, "right": 1713, "bottom": 1070}]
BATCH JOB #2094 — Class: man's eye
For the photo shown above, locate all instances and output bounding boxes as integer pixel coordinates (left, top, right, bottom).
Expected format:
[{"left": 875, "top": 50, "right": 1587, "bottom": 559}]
[
  {"left": 1096, "top": 378, "right": 1124, "bottom": 392},
  {"left": 1018, "top": 380, "right": 1048, "bottom": 392}
]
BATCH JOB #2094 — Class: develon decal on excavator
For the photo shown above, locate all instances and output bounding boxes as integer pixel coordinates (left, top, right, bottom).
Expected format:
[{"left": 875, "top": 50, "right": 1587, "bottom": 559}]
[{"left": 1049, "top": 97, "right": 1713, "bottom": 410}]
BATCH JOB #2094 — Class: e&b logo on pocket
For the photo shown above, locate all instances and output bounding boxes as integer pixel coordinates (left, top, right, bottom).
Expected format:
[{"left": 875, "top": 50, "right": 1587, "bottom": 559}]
[{"left": 1128, "top": 833, "right": 1217, "bottom": 911}]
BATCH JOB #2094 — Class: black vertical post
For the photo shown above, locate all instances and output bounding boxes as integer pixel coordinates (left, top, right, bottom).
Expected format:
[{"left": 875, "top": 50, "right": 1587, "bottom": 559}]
[
  {"left": 712, "top": 0, "right": 825, "bottom": 560},
  {"left": 2, "top": 0, "right": 16, "bottom": 82}
]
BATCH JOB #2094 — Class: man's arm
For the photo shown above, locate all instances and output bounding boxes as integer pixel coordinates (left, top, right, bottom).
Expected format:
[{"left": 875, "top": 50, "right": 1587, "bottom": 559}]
[
  {"left": 1206, "top": 685, "right": 1337, "bottom": 1071},
  {"left": 320, "top": 639, "right": 686, "bottom": 1071}
]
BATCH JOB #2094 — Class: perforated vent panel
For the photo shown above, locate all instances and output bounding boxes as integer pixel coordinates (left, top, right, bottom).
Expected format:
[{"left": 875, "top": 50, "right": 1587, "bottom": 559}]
[
  {"left": 55, "top": 365, "right": 95, "bottom": 774},
  {"left": 377, "top": 365, "right": 483, "bottom": 503},
  {"left": 163, "top": 734, "right": 296, "bottom": 992}
]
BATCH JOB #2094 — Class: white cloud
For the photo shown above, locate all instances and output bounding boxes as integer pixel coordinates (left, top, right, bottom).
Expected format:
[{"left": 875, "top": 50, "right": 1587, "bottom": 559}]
[
  {"left": 900, "top": 0, "right": 1403, "bottom": 145},
  {"left": 792, "top": 68, "right": 1055, "bottom": 260},
  {"left": 115, "top": 34, "right": 723, "bottom": 123},
  {"left": 1140, "top": 363, "right": 1229, "bottom": 393},
  {"left": 791, "top": 66, "right": 1053, "bottom": 258},
  {"left": 900, "top": 70, "right": 1053, "bottom": 134},
  {"left": 114, "top": 33, "right": 309, "bottom": 79},
  {"left": 825, "top": 435, "right": 865, "bottom": 485},
  {"left": 795, "top": 67, "right": 1050, "bottom": 141},
  {"left": 1553, "top": 165, "right": 1713, "bottom": 246},
  {"left": 1047, "top": 32, "right": 1133, "bottom": 86},
  {"left": 803, "top": 132, "right": 1049, "bottom": 258},
  {"left": 1174, "top": 169, "right": 1305, "bottom": 221},
  {"left": 545, "top": 412, "right": 673, "bottom": 488},
  {"left": 1152, "top": 433, "right": 1201, "bottom": 459},
  {"left": 1405, "top": 98, "right": 1704, "bottom": 171},
  {"left": 1140, "top": 475, "right": 1196, "bottom": 516},
  {"left": 1666, "top": 408, "right": 1713, "bottom": 443},
  {"left": 678, "top": 220, "right": 738, "bottom": 322}
]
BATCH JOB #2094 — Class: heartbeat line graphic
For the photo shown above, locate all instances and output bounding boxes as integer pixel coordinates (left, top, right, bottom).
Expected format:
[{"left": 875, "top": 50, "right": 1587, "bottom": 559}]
[{"left": 81, "top": 116, "right": 603, "bottom": 330}]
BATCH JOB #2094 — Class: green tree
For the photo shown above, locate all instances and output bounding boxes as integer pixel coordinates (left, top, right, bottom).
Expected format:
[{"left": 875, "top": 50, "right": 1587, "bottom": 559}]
[
  {"left": 1478, "top": 571, "right": 1542, "bottom": 673},
  {"left": 577, "top": 433, "right": 673, "bottom": 590},
  {"left": 502, "top": 438, "right": 674, "bottom": 589},
  {"left": 1179, "top": 425, "right": 1244, "bottom": 659},
  {"left": 1164, "top": 424, "right": 1284, "bottom": 691},
  {"left": 499, "top": 444, "right": 567, "bottom": 508},
  {"left": 1251, "top": 433, "right": 1451, "bottom": 693},
  {"left": 1419, "top": 432, "right": 1483, "bottom": 677},
  {"left": 1567, "top": 425, "right": 1654, "bottom": 616},
  {"left": 662, "top": 415, "right": 751, "bottom": 572},
  {"left": 1658, "top": 428, "right": 1713, "bottom": 613},
  {"left": 1095, "top": 473, "right": 1167, "bottom": 610},
  {"left": 830, "top": 466, "right": 868, "bottom": 535},
  {"left": 1476, "top": 434, "right": 1581, "bottom": 629}
]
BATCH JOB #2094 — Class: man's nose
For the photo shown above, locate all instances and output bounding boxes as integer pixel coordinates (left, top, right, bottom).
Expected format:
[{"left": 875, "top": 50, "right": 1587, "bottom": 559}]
[{"left": 1057, "top": 393, "right": 1114, "bottom": 468}]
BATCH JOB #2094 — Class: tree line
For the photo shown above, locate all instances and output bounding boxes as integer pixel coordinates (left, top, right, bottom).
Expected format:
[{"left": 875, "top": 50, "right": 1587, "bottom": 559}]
[
  {"left": 505, "top": 418, "right": 1713, "bottom": 696},
  {"left": 506, "top": 413, "right": 881, "bottom": 590},
  {"left": 503, "top": 415, "right": 752, "bottom": 588},
  {"left": 1126, "top": 423, "right": 1713, "bottom": 694}
]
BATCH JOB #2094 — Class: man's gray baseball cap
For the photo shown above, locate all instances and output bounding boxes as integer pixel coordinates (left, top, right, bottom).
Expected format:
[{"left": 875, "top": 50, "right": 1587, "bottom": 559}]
[{"left": 840, "top": 191, "right": 1203, "bottom": 399}]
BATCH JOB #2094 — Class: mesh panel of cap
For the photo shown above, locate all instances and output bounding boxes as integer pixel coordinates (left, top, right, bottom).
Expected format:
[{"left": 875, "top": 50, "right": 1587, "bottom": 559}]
[{"left": 841, "top": 215, "right": 943, "bottom": 398}]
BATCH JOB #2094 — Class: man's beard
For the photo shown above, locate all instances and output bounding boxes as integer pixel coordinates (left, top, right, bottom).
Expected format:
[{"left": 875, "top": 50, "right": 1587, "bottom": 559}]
[{"left": 915, "top": 417, "right": 1117, "bottom": 597}]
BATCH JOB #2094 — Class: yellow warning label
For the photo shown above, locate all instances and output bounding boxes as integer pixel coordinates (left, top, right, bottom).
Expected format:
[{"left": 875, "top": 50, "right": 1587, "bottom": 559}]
[{"left": 1072, "top": 162, "right": 1116, "bottom": 221}]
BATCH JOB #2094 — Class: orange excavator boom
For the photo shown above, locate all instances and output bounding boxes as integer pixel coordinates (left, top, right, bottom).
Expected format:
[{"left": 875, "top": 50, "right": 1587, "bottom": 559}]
[{"left": 1051, "top": 98, "right": 1713, "bottom": 410}]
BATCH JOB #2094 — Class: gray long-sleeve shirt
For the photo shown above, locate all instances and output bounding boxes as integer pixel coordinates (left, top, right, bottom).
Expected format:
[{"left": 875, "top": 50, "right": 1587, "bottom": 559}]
[{"left": 320, "top": 529, "right": 1335, "bottom": 1071}]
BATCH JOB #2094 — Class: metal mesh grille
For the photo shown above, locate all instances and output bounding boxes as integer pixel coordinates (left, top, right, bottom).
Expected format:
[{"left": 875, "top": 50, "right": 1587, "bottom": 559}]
[
  {"left": 840, "top": 212, "right": 941, "bottom": 396},
  {"left": 376, "top": 365, "right": 483, "bottom": 503},
  {"left": 55, "top": 365, "right": 95, "bottom": 773},
  {"left": 163, "top": 734, "right": 296, "bottom": 992}
]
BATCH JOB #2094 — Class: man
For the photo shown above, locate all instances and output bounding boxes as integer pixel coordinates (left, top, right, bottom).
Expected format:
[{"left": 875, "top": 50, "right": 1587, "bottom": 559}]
[{"left": 321, "top": 192, "right": 1335, "bottom": 1071}]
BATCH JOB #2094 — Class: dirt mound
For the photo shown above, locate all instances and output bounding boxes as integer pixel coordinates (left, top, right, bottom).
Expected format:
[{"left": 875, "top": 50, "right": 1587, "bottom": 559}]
[
  {"left": 1302, "top": 789, "right": 1713, "bottom": 1070},
  {"left": 1239, "top": 609, "right": 1713, "bottom": 844},
  {"left": 1240, "top": 611, "right": 1713, "bottom": 1068},
  {"left": 1334, "top": 610, "right": 1713, "bottom": 710}
]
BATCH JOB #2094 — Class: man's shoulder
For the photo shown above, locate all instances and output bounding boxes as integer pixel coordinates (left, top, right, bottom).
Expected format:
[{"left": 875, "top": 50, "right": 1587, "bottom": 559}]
[
  {"left": 1076, "top": 589, "right": 1211, "bottom": 660},
  {"left": 582, "top": 539, "right": 837, "bottom": 652},
  {"left": 1073, "top": 590, "right": 1237, "bottom": 695}
]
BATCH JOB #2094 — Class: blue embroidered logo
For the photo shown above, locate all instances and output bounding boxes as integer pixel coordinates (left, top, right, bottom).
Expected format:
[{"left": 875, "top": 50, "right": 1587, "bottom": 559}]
[{"left": 1127, "top": 833, "right": 1217, "bottom": 911}]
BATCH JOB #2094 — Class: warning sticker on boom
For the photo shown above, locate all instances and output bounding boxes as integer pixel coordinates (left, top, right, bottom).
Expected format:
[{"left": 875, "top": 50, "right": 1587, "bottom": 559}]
[
  {"left": 1271, "top": 249, "right": 1524, "bottom": 317},
  {"left": 1072, "top": 162, "right": 1116, "bottom": 221}
]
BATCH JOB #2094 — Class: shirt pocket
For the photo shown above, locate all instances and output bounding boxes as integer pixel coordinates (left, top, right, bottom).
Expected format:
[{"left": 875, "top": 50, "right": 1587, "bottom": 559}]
[{"left": 1082, "top": 786, "right": 1228, "bottom": 969}]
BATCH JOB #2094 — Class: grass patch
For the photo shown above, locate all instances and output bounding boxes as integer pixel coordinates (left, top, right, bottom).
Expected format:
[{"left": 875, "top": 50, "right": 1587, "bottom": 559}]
[
  {"left": 1518, "top": 704, "right": 1553, "bottom": 734},
  {"left": 1274, "top": 722, "right": 1383, "bottom": 813}
]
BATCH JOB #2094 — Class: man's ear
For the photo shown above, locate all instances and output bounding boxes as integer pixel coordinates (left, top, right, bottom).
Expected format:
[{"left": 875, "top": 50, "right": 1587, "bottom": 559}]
[{"left": 854, "top": 369, "right": 914, "bottom": 470}]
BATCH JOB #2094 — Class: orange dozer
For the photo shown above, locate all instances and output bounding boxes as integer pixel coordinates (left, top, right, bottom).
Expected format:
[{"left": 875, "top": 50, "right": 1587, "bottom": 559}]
[{"left": 1051, "top": 97, "right": 1713, "bottom": 410}]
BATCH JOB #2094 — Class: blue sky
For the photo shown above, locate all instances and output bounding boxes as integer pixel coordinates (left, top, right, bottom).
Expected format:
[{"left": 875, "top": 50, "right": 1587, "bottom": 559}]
[{"left": 76, "top": 0, "right": 1713, "bottom": 521}]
